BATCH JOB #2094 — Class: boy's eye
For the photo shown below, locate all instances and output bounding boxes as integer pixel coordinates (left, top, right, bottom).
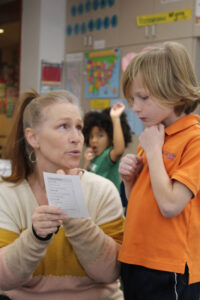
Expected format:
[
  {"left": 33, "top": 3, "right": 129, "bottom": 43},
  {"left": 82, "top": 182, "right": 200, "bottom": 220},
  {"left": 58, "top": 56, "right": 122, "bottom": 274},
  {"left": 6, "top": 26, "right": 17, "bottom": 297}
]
[{"left": 140, "top": 95, "right": 148, "bottom": 100}]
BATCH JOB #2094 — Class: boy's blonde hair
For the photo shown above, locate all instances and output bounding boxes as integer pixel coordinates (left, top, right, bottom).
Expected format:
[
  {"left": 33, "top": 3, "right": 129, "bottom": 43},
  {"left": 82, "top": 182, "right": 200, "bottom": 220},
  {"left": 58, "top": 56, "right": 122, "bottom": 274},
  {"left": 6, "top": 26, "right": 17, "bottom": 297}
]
[{"left": 122, "top": 41, "right": 200, "bottom": 115}]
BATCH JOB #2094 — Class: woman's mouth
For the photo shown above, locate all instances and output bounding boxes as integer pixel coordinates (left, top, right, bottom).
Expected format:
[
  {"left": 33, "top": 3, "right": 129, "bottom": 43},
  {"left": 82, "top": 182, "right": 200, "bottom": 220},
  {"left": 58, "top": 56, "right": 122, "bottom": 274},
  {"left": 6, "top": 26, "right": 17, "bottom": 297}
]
[{"left": 68, "top": 150, "right": 81, "bottom": 157}]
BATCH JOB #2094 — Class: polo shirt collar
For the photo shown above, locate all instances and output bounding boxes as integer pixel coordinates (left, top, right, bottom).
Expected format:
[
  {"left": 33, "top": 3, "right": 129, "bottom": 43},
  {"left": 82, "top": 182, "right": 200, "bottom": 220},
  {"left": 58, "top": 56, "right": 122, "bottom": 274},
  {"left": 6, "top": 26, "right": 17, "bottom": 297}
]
[{"left": 165, "top": 114, "right": 200, "bottom": 136}]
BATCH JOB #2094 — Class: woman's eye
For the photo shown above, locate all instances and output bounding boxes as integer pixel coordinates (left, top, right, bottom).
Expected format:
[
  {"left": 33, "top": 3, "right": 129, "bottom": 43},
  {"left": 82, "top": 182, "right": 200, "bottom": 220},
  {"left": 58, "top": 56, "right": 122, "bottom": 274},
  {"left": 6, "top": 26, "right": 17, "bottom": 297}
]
[
  {"left": 59, "top": 124, "right": 68, "bottom": 130},
  {"left": 77, "top": 125, "right": 83, "bottom": 131}
]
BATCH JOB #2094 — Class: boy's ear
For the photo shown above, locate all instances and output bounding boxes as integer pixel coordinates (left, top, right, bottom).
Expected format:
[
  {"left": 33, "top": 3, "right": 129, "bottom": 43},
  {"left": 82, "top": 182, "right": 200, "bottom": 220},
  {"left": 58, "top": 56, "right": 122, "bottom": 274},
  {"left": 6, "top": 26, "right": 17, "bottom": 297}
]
[{"left": 25, "top": 128, "right": 40, "bottom": 149}]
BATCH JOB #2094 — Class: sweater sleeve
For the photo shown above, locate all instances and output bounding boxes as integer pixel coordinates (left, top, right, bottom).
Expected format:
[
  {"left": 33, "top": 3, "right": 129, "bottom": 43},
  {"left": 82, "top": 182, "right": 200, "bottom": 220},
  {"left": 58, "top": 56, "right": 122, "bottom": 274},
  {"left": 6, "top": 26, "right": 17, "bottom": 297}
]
[
  {"left": 0, "top": 228, "right": 52, "bottom": 290},
  {"left": 63, "top": 172, "right": 124, "bottom": 283},
  {"left": 0, "top": 183, "right": 52, "bottom": 291}
]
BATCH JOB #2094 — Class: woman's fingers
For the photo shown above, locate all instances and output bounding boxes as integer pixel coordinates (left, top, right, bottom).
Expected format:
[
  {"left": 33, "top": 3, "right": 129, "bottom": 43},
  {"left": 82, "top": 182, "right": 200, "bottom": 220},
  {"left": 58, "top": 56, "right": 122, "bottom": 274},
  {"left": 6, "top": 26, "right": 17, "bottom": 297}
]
[{"left": 32, "top": 205, "right": 68, "bottom": 237}]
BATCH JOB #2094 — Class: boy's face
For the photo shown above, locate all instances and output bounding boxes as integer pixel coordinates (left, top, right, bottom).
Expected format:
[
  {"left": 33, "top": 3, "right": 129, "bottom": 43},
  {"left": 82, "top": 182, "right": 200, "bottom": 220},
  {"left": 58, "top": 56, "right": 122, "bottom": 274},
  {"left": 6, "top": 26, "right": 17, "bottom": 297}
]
[
  {"left": 129, "top": 73, "right": 178, "bottom": 127},
  {"left": 89, "top": 126, "right": 110, "bottom": 156}
]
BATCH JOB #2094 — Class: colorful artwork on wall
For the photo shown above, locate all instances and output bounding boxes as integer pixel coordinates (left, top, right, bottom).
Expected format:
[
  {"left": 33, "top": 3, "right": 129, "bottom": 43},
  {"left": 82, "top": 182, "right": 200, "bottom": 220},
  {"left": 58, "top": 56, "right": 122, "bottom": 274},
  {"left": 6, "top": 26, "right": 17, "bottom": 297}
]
[
  {"left": 40, "top": 61, "right": 63, "bottom": 94},
  {"left": 84, "top": 48, "right": 120, "bottom": 98}
]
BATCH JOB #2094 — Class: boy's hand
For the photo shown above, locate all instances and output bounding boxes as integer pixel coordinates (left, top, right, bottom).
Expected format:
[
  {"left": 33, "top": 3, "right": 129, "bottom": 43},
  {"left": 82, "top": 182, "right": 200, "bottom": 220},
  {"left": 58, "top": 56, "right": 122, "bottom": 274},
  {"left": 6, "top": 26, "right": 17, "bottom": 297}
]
[
  {"left": 119, "top": 154, "right": 143, "bottom": 184},
  {"left": 139, "top": 124, "right": 165, "bottom": 155},
  {"left": 110, "top": 102, "right": 125, "bottom": 119}
]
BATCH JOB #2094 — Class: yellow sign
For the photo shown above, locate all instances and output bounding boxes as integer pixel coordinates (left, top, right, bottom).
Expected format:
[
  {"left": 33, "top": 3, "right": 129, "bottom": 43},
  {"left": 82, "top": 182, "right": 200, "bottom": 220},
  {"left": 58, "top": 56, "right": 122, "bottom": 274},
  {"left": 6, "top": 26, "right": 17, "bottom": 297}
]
[
  {"left": 90, "top": 99, "right": 110, "bottom": 109},
  {"left": 137, "top": 8, "right": 191, "bottom": 26}
]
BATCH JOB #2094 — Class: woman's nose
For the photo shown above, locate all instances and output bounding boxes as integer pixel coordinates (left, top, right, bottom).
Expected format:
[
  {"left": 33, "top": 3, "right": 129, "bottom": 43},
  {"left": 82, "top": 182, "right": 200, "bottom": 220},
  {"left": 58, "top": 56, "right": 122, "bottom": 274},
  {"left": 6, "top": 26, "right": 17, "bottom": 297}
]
[{"left": 70, "top": 128, "right": 82, "bottom": 143}]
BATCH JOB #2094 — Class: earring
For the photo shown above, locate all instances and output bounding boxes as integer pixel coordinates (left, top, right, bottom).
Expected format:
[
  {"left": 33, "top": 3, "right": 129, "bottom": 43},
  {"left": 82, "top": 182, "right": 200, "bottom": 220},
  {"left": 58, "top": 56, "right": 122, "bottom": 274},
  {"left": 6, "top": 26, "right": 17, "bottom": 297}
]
[{"left": 29, "top": 151, "right": 36, "bottom": 164}]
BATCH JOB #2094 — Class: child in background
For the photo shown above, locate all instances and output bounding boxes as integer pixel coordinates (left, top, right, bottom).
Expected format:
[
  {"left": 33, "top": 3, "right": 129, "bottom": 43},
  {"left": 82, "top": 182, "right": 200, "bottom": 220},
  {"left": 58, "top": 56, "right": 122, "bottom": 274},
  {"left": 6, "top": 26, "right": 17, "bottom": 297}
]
[
  {"left": 83, "top": 102, "right": 132, "bottom": 193},
  {"left": 118, "top": 41, "right": 200, "bottom": 299}
]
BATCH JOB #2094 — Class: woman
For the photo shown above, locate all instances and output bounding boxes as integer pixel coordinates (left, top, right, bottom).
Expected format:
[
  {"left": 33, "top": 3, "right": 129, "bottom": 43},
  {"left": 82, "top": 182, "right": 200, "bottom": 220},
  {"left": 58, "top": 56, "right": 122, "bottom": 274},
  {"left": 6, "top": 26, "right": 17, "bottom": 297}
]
[{"left": 0, "top": 90, "right": 124, "bottom": 300}]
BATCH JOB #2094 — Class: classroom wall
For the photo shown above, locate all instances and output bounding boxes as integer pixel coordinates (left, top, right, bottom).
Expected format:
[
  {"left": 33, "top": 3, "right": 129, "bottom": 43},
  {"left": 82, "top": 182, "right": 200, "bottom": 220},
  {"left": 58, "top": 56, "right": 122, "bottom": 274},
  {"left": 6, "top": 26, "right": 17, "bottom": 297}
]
[
  {"left": 65, "top": 0, "right": 200, "bottom": 109},
  {"left": 65, "top": 0, "right": 200, "bottom": 157},
  {"left": 3, "top": 0, "right": 199, "bottom": 159},
  {"left": 20, "top": 0, "right": 66, "bottom": 93}
]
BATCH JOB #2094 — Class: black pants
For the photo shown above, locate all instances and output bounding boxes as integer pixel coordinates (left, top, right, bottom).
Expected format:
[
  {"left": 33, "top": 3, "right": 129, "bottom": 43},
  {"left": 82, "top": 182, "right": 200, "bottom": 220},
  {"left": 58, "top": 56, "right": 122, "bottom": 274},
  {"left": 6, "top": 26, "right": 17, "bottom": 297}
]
[{"left": 121, "top": 263, "right": 200, "bottom": 300}]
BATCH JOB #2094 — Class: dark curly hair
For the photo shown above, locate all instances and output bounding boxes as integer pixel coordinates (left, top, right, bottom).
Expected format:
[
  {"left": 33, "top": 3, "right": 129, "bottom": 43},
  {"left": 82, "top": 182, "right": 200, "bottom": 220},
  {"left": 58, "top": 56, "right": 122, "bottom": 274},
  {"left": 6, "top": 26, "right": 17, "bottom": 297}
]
[{"left": 83, "top": 107, "right": 132, "bottom": 147}]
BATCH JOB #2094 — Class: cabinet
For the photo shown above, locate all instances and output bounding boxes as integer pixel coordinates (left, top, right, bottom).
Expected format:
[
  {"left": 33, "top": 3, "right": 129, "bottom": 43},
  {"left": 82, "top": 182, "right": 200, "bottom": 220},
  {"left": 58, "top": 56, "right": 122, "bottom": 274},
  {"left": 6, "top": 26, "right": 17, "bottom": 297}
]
[
  {"left": 119, "top": 0, "right": 154, "bottom": 47},
  {"left": 152, "top": 0, "right": 195, "bottom": 42},
  {"left": 66, "top": 0, "right": 199, "bottom": 52},
  {"left": 119, "top": 0, "right": 196, "bottom": 47},
  {"left": 66, "top": 0, "right": 120, "bottom": 53}
]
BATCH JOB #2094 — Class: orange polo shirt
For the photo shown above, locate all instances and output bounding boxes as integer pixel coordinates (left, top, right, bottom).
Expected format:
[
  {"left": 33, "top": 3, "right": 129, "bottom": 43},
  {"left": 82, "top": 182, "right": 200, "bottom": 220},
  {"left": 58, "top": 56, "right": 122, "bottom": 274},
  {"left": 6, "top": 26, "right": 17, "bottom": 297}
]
[{"left": 119, "top": 114, "right": 200, "bottom": 284}]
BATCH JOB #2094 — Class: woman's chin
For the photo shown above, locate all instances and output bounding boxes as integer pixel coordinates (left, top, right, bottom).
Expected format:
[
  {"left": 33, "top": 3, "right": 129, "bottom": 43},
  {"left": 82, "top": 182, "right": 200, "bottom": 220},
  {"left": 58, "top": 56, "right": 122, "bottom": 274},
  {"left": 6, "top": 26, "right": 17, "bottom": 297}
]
[{"left": 65, "top": 163, "right": 80, "bottom": 170}]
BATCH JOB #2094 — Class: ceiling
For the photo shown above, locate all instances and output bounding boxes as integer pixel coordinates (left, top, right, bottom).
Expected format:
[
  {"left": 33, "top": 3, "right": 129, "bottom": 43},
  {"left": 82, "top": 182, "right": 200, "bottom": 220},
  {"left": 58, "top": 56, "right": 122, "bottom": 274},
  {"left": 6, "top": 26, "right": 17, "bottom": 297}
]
[{"left": 0, "top": 0, "right": 21, "bottom": 48}]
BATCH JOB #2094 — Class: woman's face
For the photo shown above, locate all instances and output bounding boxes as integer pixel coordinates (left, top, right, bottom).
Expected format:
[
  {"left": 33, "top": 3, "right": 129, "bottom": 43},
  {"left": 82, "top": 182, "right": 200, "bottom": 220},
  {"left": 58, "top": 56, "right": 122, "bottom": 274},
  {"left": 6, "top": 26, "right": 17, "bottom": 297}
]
[{"left": 33, "top": 102, "right": 84, "bottom": 173}]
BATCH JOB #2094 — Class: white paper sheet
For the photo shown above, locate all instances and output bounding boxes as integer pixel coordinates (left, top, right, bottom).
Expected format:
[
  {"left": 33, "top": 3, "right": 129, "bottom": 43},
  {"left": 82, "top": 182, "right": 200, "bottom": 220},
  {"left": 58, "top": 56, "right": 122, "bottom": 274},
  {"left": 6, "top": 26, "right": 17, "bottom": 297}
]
[{"left": 43, "top": 172, "right": 89, "bottom": 218}]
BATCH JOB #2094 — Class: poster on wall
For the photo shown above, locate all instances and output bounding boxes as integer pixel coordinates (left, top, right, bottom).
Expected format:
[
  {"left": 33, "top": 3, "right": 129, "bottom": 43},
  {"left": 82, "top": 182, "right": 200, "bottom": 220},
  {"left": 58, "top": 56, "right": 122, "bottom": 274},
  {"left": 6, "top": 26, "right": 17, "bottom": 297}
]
[
  {"left": 65, "top": 53, "right": 83, "bottom": 105},
  {"left": 84, "top": 48, "right": 121, "bottom": 99},
  {"left": 40, "top": 61, "right": 63, "bottom": 94}
]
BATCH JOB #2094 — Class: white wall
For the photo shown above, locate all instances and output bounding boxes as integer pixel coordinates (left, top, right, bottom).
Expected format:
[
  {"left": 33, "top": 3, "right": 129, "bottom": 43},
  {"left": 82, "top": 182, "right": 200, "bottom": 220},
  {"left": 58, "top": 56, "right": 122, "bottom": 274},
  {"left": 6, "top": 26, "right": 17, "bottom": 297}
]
[
  {"left": 40, "top": 0, "right": 66, "bottom": 62},
  {"left": 20, "top": 0, "right": 66, "bottom": 93}
]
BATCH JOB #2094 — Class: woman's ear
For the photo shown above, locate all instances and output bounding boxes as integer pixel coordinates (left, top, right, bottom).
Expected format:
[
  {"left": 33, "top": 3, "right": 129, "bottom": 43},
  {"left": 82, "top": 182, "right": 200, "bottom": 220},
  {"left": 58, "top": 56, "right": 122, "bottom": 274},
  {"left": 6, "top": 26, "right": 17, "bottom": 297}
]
[{"left": 25, "top": 128, "right": 40, "bottom": 149}]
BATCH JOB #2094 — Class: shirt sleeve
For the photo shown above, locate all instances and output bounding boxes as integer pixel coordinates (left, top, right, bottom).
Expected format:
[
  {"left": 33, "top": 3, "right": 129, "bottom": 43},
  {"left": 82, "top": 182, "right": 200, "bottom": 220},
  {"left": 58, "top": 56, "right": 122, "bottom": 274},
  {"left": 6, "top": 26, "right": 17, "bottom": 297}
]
[{"left": 171, "top": 136, "right": 200, "bottom": 196}]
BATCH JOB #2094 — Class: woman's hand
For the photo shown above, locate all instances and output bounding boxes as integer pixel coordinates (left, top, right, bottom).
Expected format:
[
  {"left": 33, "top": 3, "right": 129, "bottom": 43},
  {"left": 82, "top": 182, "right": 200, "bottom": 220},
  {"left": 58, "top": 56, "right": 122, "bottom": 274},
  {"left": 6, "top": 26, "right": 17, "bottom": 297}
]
[
  {"left": 57, "top": 168, "right": 82, "bottom": 176},
  {"left": 32, "top": 205, "right": 67, "bottom": 238}
]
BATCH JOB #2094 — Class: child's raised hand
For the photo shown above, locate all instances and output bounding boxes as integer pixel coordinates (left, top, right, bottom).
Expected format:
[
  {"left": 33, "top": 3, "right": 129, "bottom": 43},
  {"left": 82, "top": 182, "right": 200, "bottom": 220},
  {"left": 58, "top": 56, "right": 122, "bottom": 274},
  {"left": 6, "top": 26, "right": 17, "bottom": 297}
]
[{"left": 110, "top": 102, "right": 125, "bottom": 118}]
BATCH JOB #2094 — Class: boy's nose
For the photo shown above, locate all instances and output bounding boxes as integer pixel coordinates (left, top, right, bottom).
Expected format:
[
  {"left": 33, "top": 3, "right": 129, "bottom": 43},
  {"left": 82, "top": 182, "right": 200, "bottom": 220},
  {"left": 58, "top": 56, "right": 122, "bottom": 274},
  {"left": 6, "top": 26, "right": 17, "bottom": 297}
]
[{"left": 132, "top": 99, "right": 141, "bottom": 113}]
